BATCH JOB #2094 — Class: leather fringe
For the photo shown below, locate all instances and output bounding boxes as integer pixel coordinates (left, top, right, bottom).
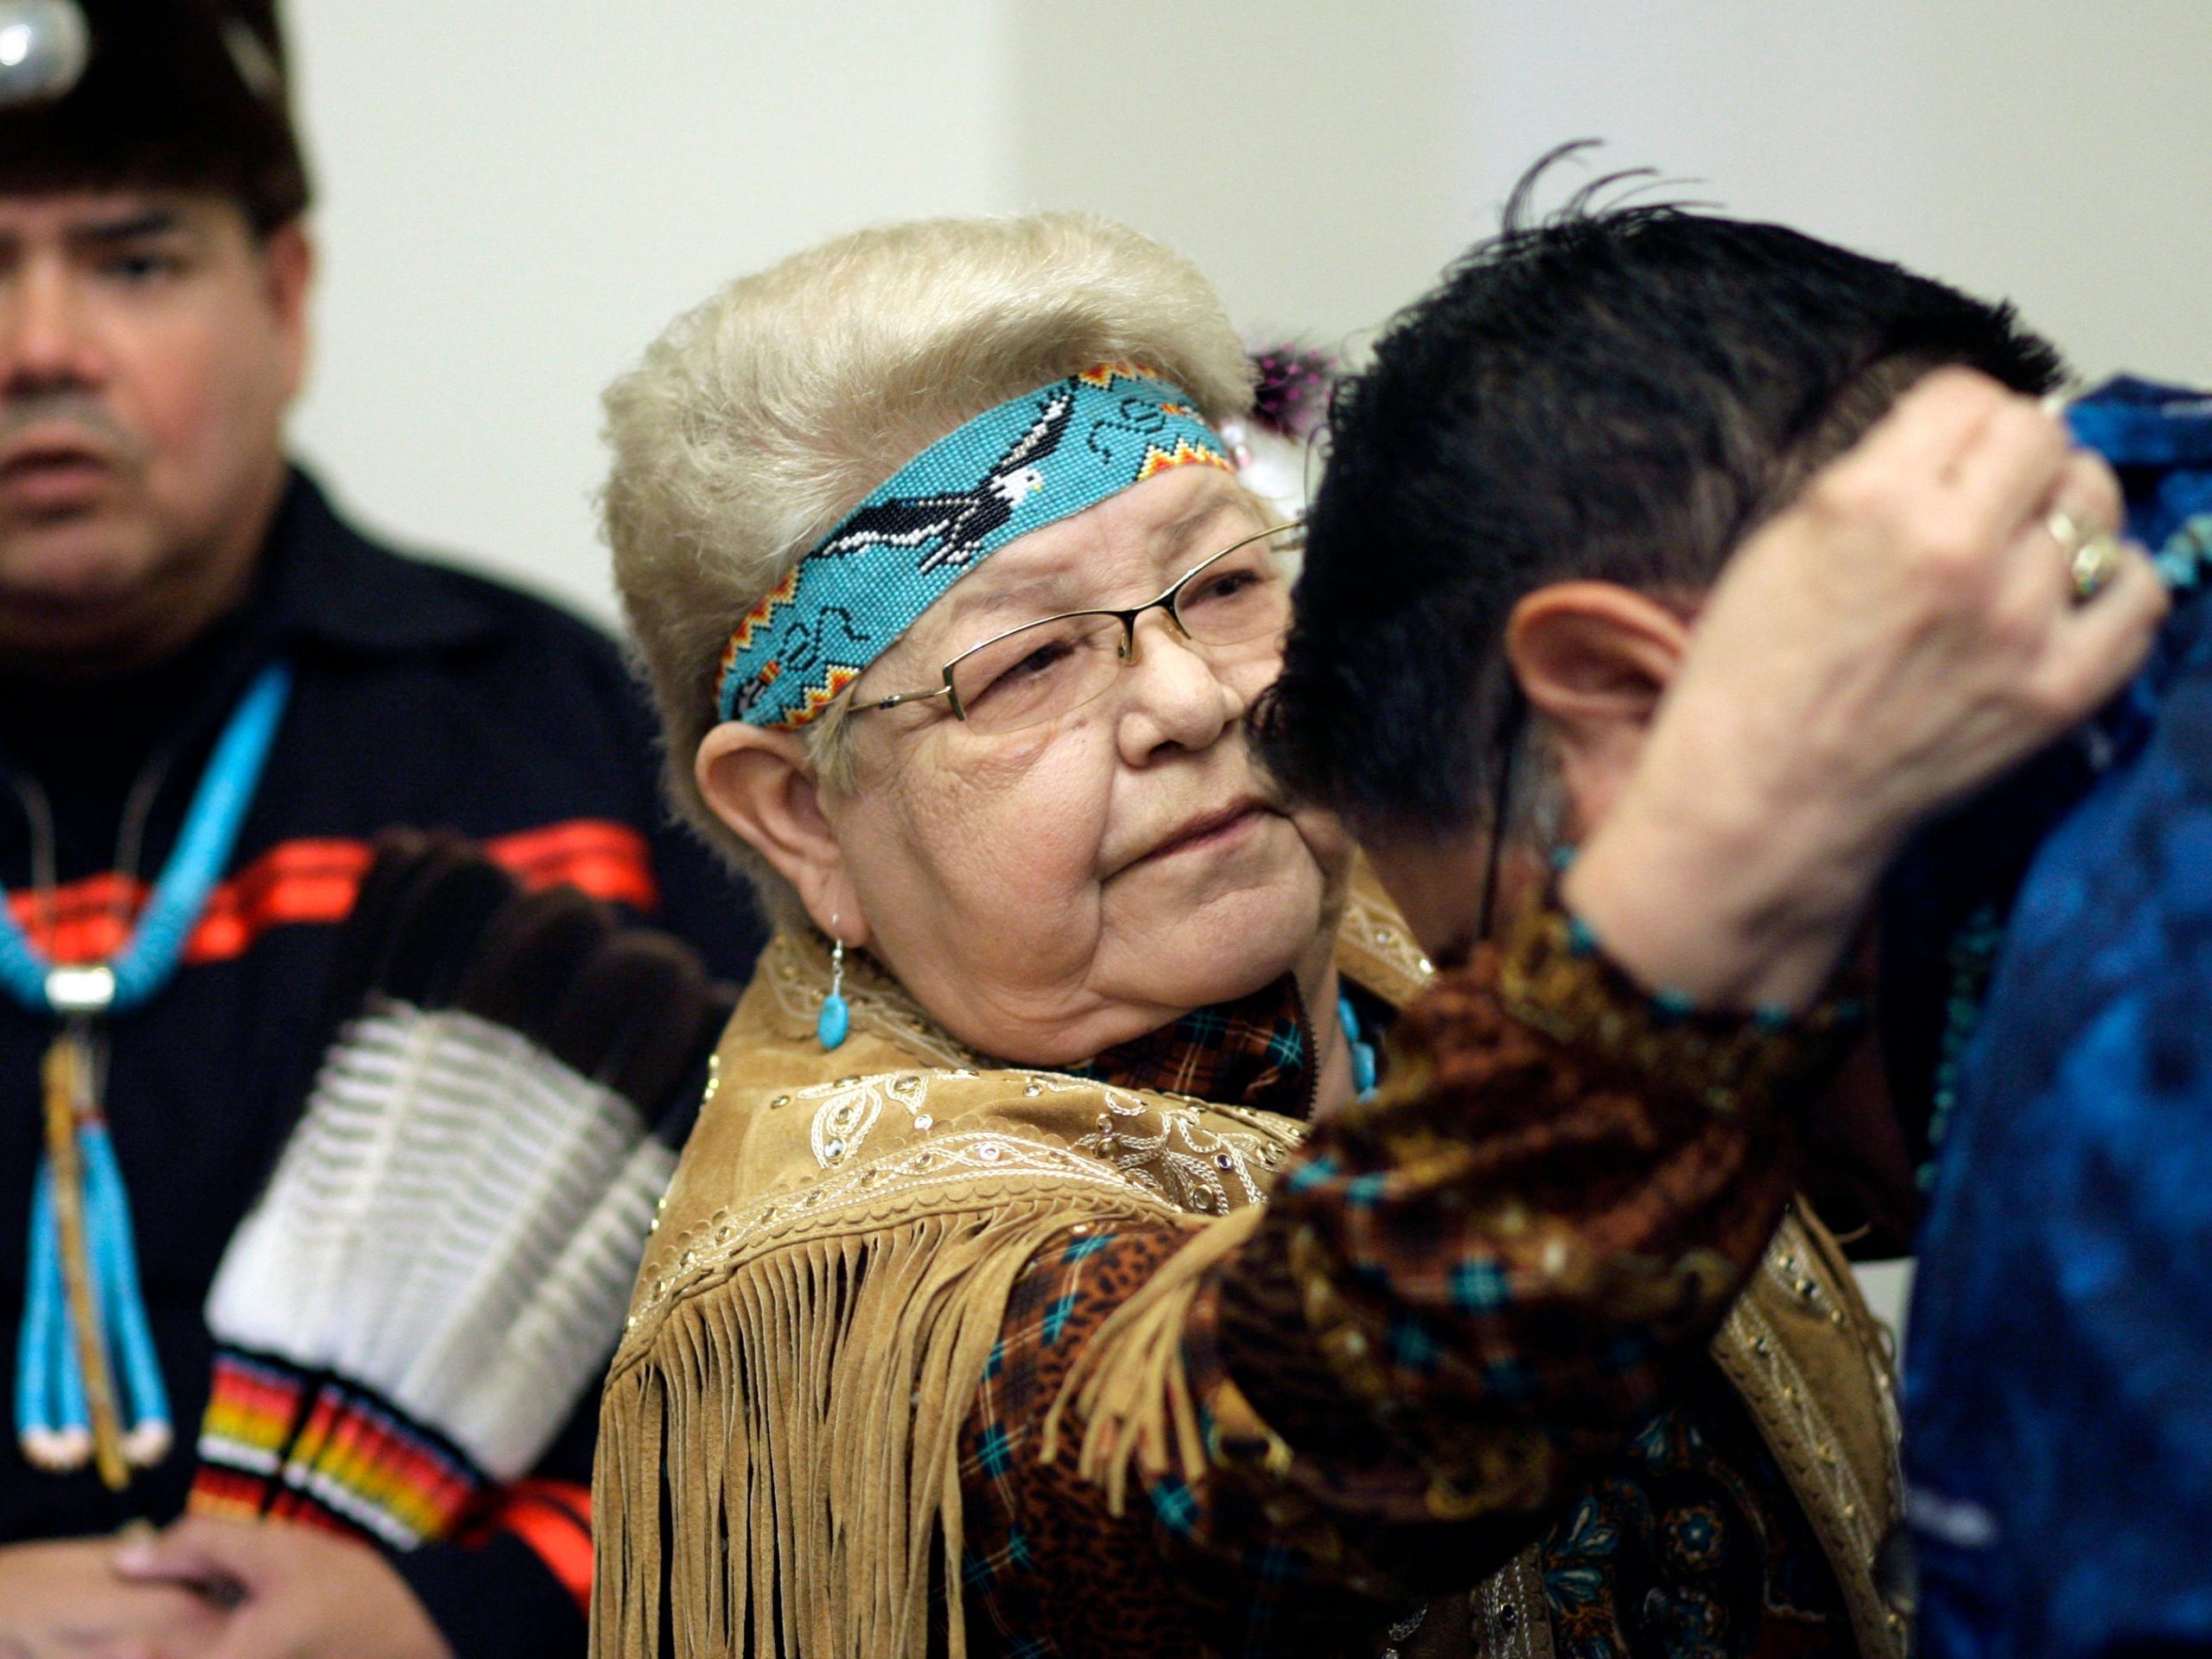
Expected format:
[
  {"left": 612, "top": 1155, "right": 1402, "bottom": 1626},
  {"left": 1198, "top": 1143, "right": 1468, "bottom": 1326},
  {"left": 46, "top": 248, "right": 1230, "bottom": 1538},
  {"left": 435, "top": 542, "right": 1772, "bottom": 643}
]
[
  {"left": 593, "top": 1200, "right": 1143, "bottom": 1659},
  {"left": 1040, "top": 1202, "right": 1262, "bottom": 1515}
]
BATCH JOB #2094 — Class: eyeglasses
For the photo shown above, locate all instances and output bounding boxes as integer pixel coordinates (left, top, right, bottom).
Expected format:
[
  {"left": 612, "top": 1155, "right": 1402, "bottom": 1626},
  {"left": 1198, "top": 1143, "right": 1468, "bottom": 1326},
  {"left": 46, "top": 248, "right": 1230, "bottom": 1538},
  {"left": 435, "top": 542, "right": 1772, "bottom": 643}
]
[{"left": 849, "top": 521, "right": 1303, "bottom": 737}]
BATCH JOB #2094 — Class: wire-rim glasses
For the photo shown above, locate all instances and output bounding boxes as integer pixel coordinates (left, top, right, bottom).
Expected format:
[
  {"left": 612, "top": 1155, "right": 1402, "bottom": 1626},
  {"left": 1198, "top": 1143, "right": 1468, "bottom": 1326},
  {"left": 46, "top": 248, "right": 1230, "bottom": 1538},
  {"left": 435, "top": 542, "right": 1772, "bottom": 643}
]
[{"left": 848, "top": 520, "right": 1304, "bottom": 736}]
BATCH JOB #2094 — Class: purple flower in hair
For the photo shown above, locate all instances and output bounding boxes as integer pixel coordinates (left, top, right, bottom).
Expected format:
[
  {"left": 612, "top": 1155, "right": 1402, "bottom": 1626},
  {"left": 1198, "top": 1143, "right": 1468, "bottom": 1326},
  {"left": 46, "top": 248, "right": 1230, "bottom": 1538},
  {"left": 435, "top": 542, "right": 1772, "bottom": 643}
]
[{"left": 1246, "top": 342, "right": 1339, "bottom": 441}]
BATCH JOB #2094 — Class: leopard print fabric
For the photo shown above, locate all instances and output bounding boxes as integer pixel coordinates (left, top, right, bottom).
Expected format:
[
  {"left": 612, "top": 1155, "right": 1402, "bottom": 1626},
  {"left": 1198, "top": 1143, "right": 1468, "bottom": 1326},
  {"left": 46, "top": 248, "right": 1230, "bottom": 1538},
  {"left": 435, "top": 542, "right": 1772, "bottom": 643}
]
[{"left": 958, "top": 1222, "right": 1414, "bottom": 1657}]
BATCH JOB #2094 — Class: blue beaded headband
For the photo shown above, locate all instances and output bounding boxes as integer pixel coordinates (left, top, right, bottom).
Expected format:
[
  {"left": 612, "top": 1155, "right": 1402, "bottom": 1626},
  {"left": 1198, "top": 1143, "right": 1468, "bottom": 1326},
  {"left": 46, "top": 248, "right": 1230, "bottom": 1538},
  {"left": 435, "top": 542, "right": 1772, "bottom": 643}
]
[{"left": 715, "top": 364, "right": 1235, "bottom": 728}]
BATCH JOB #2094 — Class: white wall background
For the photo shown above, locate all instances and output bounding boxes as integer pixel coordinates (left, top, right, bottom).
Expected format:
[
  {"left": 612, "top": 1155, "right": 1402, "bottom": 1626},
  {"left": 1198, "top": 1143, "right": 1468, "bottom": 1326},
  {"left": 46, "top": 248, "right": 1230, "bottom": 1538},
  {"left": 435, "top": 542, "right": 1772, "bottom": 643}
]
[
  {"left": 284, "top": 1, "right": 1014, "bottom": 619},
  {"left": 283, "top": 1, "right": 2212, "bottom": 624},
  {"left": 1466, "top": 1, "right": 2212, "bottom": 392}
]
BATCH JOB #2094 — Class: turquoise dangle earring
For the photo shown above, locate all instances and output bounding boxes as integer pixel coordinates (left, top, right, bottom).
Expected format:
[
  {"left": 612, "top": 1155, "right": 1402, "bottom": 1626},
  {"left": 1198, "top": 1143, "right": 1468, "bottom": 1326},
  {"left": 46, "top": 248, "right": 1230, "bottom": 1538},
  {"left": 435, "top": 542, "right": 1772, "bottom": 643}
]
[{"left": 818, "top": 915, "right": 850, "bottom": 1051}]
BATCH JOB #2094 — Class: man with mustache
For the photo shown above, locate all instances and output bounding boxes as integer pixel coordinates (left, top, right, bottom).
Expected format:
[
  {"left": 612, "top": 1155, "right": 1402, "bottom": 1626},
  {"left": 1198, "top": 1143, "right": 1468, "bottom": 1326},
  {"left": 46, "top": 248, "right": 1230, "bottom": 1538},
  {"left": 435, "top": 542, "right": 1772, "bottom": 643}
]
[{"left": 0, "top": 3, "right": 762, "bottom": 1655}]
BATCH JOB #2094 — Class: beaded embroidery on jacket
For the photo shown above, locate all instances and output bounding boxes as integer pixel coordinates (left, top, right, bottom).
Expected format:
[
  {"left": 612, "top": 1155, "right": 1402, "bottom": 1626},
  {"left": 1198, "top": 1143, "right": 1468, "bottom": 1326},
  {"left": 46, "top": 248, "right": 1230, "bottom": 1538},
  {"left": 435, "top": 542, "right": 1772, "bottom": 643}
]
[
  {"left": 625, "top": 927, "right": 1308, "bottom": 1328},
  {"left": 602, "top": 884, "right": 1899, "bottom": 1659}
]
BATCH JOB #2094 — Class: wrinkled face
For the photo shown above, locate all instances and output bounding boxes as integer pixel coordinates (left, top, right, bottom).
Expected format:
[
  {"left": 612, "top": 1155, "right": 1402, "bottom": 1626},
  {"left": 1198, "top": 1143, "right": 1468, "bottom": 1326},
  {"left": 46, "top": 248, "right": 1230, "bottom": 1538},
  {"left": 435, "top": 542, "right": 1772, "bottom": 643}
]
[
  {"left": 826, "top": 466, "right": 1352, "bottom": 1065},
  {"left": 0, "top": 190, "right": 308, "bottom": 665}
]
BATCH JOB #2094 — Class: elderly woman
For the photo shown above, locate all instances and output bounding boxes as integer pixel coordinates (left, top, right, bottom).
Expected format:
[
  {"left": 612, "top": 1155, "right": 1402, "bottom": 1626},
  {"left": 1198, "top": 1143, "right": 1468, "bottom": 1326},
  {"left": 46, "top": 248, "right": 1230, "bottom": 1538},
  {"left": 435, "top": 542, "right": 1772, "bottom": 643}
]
[{"left": 589, "top": 216, "right": 2142, "bottom": 1659}]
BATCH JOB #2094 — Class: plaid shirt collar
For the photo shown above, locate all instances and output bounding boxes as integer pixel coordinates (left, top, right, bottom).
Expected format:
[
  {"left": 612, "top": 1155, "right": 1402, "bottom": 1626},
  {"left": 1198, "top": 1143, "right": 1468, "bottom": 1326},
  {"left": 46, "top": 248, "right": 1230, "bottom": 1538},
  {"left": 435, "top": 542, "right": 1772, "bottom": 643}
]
[{"left": 1071, "top": 972, "right": 1317, "bottom": 1119}]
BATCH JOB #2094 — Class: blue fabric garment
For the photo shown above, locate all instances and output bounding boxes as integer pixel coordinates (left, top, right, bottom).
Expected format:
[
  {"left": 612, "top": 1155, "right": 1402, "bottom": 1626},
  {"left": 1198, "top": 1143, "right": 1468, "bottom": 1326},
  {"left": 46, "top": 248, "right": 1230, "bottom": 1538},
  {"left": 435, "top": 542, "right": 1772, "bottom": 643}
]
[{"left": 1902, "top": 377, "right": 2212, "bottom": 1659}]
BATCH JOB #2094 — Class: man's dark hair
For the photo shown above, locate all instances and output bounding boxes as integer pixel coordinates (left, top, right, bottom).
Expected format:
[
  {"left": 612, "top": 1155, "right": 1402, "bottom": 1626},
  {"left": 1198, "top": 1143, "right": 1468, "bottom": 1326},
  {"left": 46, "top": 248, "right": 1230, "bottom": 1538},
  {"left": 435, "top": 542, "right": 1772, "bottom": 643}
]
[
  {"left": 0, "top": 0, "right": 310, "bottom": 233},
  {"left": 1258, "top": 163, "right": 2064, "bottom": 831}
]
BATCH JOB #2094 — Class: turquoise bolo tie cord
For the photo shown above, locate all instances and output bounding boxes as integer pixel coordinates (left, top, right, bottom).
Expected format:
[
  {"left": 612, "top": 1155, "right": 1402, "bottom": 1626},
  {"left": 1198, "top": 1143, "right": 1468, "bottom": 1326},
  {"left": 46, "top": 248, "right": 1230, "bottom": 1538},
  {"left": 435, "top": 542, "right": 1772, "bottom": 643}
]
[{"left": 0, "top": 663, "right": 292, "bottom": 1489}]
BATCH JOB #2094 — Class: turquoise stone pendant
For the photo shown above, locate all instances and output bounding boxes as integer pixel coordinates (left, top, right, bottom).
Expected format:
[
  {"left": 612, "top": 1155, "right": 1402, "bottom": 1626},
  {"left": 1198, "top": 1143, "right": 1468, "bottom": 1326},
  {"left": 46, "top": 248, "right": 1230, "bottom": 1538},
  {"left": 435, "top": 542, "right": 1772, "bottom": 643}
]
[{"left": 819, "top": 926, "right": 850, "bottom": 1050}]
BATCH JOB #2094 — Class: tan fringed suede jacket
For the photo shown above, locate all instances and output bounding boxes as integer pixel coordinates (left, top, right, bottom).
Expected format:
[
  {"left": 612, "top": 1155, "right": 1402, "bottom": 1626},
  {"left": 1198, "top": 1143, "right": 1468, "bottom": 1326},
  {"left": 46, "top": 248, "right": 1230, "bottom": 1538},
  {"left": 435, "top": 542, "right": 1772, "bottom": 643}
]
[{"left": 594, "top": 880, "right": 1904, "bottom": 1659}]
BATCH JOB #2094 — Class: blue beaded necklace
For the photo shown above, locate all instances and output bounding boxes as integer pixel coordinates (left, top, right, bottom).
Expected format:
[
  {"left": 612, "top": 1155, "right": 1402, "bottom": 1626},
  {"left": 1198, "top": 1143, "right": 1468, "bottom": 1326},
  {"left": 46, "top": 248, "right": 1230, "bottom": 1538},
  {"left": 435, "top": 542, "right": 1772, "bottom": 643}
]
[
  {"left": 2, "top": 660, "right": 291, "bottom": 1489},
  {"left": 1338, "top": 993, "right": 1379, "bottom": 1099}
]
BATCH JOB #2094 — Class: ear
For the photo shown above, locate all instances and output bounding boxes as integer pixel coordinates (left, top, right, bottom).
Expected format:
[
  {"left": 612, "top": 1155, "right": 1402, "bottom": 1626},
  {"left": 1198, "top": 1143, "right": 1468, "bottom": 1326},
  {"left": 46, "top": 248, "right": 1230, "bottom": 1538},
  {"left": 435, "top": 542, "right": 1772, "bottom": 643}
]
[
  {"left": 695, "top": 722, "right": 869, "bottom": 946},
  {"left": 1504, "top": 581, "right": 1692, "bottom": 834},
  {"left": 258, "top": 219, "right": 315, "bottom": 403}
]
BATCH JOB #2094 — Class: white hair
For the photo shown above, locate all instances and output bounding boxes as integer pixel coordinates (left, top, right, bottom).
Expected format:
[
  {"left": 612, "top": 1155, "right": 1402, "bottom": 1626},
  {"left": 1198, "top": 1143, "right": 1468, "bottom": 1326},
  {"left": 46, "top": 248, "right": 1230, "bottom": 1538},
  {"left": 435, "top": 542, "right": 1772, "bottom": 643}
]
[{"left": 601, "top": 213, "right": 1253, "bottom": 924}]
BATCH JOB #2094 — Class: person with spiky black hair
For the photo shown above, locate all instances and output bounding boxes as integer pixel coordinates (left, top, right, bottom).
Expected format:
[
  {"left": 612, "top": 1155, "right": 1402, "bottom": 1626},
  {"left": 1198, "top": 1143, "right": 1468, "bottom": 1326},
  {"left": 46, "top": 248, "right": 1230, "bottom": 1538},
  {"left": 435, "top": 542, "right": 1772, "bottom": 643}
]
[
  {"left": 1260, "top": 173, "right": 2124, "bottom": 1256},
  {"left": 0, "top": 3, "right": 765, "bottom": 1653},
  {"left": 1257, "top": 168, "right": 2171, "bottom": 1659}
]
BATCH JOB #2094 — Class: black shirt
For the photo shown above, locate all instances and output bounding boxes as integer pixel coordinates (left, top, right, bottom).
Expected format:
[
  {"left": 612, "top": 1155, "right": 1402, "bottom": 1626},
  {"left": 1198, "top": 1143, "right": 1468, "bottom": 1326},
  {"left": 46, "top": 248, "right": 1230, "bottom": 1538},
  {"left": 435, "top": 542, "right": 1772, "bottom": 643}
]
[{"left": 0, "top": 470, "right": 766, "bottom": 1654}]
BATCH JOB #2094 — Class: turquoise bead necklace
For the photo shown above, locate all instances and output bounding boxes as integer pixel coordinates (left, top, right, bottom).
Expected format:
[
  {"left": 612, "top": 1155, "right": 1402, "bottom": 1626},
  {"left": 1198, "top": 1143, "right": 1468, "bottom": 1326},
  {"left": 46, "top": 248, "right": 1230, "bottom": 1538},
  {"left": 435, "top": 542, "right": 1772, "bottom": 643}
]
[{"left": 0, "top": 661, "right": 290, "bottom": 1489}]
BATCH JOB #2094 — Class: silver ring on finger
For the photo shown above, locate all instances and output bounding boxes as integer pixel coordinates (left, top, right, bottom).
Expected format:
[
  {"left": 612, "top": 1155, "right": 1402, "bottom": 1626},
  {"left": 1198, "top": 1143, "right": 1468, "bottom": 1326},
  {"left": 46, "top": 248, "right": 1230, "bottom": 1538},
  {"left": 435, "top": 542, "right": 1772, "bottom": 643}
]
[{"left": 2048, "top": 507, "right": 2125, "bottom": 603}]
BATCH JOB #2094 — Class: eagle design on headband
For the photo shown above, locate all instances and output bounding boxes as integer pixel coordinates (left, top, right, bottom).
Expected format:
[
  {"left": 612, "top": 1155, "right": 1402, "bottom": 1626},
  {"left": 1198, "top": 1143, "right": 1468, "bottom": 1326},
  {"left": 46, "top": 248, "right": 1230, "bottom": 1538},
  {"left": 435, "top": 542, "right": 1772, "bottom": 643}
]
[{"left": 814, "top": 391, "right": 1074, "bottom": 574}]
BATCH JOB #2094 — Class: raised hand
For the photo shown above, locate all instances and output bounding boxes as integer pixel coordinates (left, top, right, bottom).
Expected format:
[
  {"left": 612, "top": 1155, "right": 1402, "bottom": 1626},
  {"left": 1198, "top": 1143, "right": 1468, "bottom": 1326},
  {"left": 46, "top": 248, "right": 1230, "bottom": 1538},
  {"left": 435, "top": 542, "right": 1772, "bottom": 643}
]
[{"left": 1569, "top": 368, "right": 2166, "bottom": 1009}]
